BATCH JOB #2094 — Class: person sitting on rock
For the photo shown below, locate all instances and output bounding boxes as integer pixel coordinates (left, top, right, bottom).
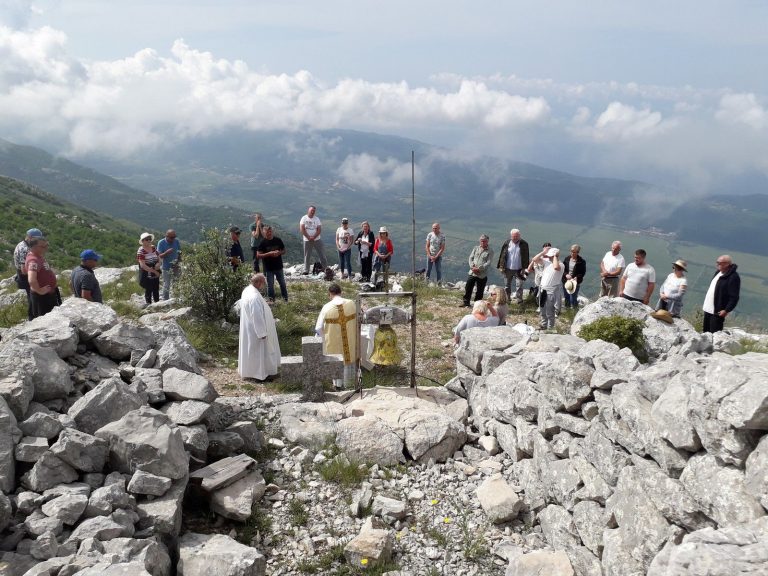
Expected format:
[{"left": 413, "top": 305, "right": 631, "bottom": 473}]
[{"left": 453, "top": 300, "right": 499, "bottom": 344}]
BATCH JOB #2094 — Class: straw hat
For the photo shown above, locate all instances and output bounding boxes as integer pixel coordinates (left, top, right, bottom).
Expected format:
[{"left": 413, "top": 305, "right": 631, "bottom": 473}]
[
  {"left": 650, "top": 309, "right": 674, "bottom": 324},
  {"left": 564, "top": 279, "right": 577, "bottom": 295},
  {"left": 672, "top": 259, "right": 687, "bottom": 271}
]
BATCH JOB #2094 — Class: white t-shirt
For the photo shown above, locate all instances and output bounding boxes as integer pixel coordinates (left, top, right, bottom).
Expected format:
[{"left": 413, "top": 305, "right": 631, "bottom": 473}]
[
  {"left": 336, "top": 226, "right": 354, "bottom": 252},
  {"left": 602, "top": 251, "right": 625, "bottom": 276},
  {"left": 661, "top": 273, "right": 687, "bottom": 300},
  {"left": 540, "top": 259, "right": 563, "bottom": 291},
  {"left": 703, "top": 273, "right": 722, "bottom": 314},
  {"left": 300, "top": 215, "right": 321, "bottom": 242},
  {"left": 622, "top": 263, "right": 656, "bottom": 299}
]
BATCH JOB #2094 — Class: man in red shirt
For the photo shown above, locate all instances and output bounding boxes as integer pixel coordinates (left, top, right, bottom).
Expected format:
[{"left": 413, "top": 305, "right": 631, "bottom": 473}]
[{"left": 25, "top": 237, "right": 59, "bottom": 318}]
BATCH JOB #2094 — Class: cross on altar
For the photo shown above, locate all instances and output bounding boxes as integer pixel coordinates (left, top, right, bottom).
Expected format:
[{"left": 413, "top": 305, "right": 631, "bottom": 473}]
[{"left": 280, "top": 336, "right": 344, "bottom": 402}]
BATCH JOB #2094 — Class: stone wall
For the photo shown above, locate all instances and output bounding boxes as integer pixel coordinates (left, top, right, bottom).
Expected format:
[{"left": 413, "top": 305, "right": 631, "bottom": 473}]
[{"left": 455, "top": 297, "right": 768, "bottom": 576}]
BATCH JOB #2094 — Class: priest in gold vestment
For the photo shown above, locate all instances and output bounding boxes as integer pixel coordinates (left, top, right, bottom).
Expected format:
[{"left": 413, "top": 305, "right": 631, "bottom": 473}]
[{"left": 315, "top": 283, "right": 357, "bottom": 389}]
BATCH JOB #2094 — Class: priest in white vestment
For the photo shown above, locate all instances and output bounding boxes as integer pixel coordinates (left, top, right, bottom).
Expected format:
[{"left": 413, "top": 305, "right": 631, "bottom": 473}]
[
  {"left": 315, "top": 283, "right": 357, "bottom": 389},
  {"left": 238, "top": 273, "right": 281, "bottom": 380}
]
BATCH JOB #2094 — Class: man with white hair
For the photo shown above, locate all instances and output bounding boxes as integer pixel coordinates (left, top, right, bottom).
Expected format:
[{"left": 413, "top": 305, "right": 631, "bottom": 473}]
[
  {"left": 238, "top": 273, "right": 281, "bottom": 381},
  {"left": 702, "top": 255, "right": 741, "bottom": 333},
  {"left": 497, "top": 228, "right": 530, "bottom": 303},
  {"left": 600, "top": 240, "right": 625, "bottom": 297},
  {"left": 529, "top": 246, "right": 563, "bottom": 330}
]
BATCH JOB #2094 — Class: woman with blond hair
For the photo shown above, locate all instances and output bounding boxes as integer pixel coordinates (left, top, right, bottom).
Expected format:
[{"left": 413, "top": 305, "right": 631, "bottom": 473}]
[
  {"left": 656, "top": 259, "right": 688, "bottom": 317},
  {"left": 453, "top": 300, "right": 499, "bottom": 344},
  {"left": 486, "top": 286, "right": 508, "bottom": 325}
]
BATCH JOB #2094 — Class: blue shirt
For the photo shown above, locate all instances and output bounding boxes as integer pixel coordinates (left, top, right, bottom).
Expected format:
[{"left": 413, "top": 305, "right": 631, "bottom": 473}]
[{"left": 157, "top": 237, "right": 181, "bottom": 270}]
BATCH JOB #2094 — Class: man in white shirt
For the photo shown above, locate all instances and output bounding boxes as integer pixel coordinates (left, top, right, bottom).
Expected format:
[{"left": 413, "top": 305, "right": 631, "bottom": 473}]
[
  {"left": 620, "top": 249, "right": 656, "bottom": 305},
  {"left": 529, "top": 247, "right": 562, "bottom": 330},
  {"left": 425, "top": 222, "right": 446, "bottom": 285},
  {"left": 299, "top": 205, "right": 328, "bottom": 274},
  {"left": 238, "top": 274, "right": 281, "bottom": 381},
  {"left": 335, "top": 217, "right": 354, "bottom": 279},
  {"left": 600, "top": 240, "right": 625, "bottom": 297}
]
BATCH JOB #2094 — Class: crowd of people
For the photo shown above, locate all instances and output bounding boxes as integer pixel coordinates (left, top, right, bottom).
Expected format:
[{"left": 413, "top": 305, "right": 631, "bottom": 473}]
[
  {"left": 455, "top": 228, "right": 741, "bottom": 339},
  {"left": 10, "top": 209, "right": 743, "bottom": 366}
]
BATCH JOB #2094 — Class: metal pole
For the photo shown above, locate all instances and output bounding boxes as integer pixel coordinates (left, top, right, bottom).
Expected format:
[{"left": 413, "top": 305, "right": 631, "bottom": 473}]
[{"left": 410, "top": 151, "right": 417, "bottom": 389}]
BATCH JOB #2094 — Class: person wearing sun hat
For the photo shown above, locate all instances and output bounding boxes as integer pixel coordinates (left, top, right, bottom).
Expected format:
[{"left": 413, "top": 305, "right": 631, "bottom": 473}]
[
  {"left": 529, "top": 245, "right": 563, "bottom": 330},
  {"left": 655, "top": 259, "right": 688, "bottom": 317},
  {"left": 137, "top": 232, "right": 162, "bottom": 304},
  {"left": 71, "top": 249, "right": 103, "bottom": 303}
]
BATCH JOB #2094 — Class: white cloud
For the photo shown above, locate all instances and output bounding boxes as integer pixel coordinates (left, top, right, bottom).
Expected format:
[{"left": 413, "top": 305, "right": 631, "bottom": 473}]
[
  {"left": 715, "top": 93, "right": 767, "bottom": 131},
  {"left": 570, "top": 101, "right": 671, "bottom": 142},
  {"left": 0, "top": 27, "right": 550, "bottom": 155},
  {"left": 338, "top": 153, "right": 416, "bottom": 191}
]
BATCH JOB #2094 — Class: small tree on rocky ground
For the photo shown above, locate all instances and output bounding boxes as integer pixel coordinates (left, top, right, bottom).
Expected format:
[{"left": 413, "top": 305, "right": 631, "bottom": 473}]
[{"left": 176, "top": 227, "right": 248, "bottom": 320}]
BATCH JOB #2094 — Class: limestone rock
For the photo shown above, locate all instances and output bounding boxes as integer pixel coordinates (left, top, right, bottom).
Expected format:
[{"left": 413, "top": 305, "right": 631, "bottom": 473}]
[
  {"left": 210, "top": 470, "right": 266, "bottom": 522},
  {"left": 136, "top": 476, "right": 187, "bottom": 537},
  {"left": 67, "top": 515, "right": 127, "bottom": 544},
  {"left": 402, "top": 409, "right": 466, "bottom": 463},
  {"left": 20, "top": 452, "right": 78, "bottom": 492},
  {"left": 745, "top": 435, "right": 768, "bottom": 511},
  {"left": 10, "top": 312, "right": 79, "bottom": 358},
  {"left": 455, "top": 325, "right": 523, "bottom": 374},
  {"left": 94, "top": 537, "right": 172, "bottom": 576},
  {"left": 161, "top": 401, "right": 212, "bottom": 426},
  {"left": 0, "top": 367, "right": 34, "bottom": 420},
  {"left": 714, "top": 353, "right": 768, "bottom": 430},
  {"left": 278, "top": 402, "right": 344, "bottom": 448},
  {"left": 647, "top": 516, "right": 768, "bottom": 576},
  {"left": 335, "top": 415, "right": 404, "bottom": 467},
  {"left": 225, "top": 421, "right": 265, "bottom": 455},
  {"left": 506, "top": 550, "right": 575, "bottom": 576},
  {"left": 571, "top": 453, "right": 613, "bottom": 504},
  {"left": 177, "top": 532, "right": 266, "bottom": 576},
  {"left": 162, "top": 368, "right": 217, "bottom": 403},
  {"left": 484, "top": 359, "right": 545, "bottom": 424},
  {"left": 128, "top": 470, "right": 173, "bottom": 497},
  {"left": 609, "top": 382, "right": 689, "bottom": 475},
  {"left": 15, "top": 436, "right": 49, "bottom": 462},
  {"left": 651, "top": 375, "right": 702, "bottom": 452},
  {"left": 68, "top": 377, "right": 144, "bottom": 435},
  {"left": 477, "top": 474, "right": 522, "bottom": 524},
  {"left": 372, "top": 495, "right": 407, "bottom": 523},
  {"left": 577, "top": 422, "right": 631, "bottom": 486},
  {"left": 41, "top": 493, "right": 88, "bottom": 525},
  {"left": 94, "top": 323, "right": 155, "bottom": 361},
  {"left": 605, "top": 465, "right": 674, "bottom": 571},
  {"left": 55, "top": 298, "right": 119, "bottom": 341},
  {"left": 29, "top": 530, "right": 58, "bottom": 561},
  {"left": 150, "top": 321, "right": 200, "bottom": 374},
  {"left": 19, "top": 412, "right": 62, "bottom": 439},
  {"left": 680, "top": 453, "right": 765, "bottom": 527},
  {"left": 538, "top": 504, "right": 581, "bottom": 549},
  {"left": 343, "top": 525, "right": 394, "bottom": 571},
  {"left": 85, "top": 483, "right": 135, "bottom": 517},
  {"left": 0, "top": 340, "right": 73, "bottom": 406},
  {"left": 95, "top": 406, "right": 189, "bottom": 480},
  {"left": 179, "top": 425, "right": 209, "bottom": 463},
  {"left": 478, "top": 435, "right": 501, "bottom": 455},
  {"left": 572, "top": 500, "right": 605, "bottom": 557},
  {"left": 50, "top": 428, "right": 109, "bottom": 472},
  {"left": 521, "top": 351, "right": 594, "bottom": 411}
]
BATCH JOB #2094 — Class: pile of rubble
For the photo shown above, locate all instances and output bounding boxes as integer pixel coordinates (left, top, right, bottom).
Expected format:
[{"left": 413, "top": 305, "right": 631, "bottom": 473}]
[
  {"left": 450, "top": 296, "right": 768, "bottom": 575},
  {"left": 0, "top": 298, "right": 269, "bottom": 576}
]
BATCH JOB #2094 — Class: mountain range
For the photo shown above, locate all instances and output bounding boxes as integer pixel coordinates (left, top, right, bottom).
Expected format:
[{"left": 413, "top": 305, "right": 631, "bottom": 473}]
[{"left": 0, "top": 130, "right": 765, "bottom": 328}]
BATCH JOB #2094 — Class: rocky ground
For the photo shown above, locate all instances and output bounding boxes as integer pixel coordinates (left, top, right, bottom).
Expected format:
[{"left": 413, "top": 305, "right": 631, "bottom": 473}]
[{"left": 1, "top": 265, "right": 767, "bottom": 576}]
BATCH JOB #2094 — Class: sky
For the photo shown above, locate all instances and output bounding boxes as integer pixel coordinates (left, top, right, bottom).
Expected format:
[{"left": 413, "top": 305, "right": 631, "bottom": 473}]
[{"left": 0, "top": 0, "right": 767, "bottom": 193}]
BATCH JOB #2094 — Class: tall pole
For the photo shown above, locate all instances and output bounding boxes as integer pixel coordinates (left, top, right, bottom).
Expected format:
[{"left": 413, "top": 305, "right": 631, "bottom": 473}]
[{"left": 410, "top": 151, "right": 417, "bottom": 389}]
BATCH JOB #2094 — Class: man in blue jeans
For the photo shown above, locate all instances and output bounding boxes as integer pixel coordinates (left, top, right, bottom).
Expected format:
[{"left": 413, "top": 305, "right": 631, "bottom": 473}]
[
  {"left": 257, "top": 226, "right": 288, "bottom": 302},
  {"left": 157, "top": 229, "right": 181, "bottom": 300}
]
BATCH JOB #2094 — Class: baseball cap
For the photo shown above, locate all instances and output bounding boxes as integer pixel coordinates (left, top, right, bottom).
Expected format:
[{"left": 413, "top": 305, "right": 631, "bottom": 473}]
[
  {"left": 341, "top": 218, "right": 349, "bottom": 224},
  {"left": 229, "top": 226, "right": 242, "bottom": 235},
  {"left": 80, "top": 249, "right": 101, "bottom": 261},
  {"left": 26, "top": 228, "right": 43, "bottom": 238}
]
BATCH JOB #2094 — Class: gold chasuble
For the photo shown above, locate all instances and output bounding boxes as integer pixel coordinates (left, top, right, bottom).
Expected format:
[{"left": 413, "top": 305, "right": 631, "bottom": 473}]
[{"left": 321, "top": 299, "right": 357, "bottom": 363}]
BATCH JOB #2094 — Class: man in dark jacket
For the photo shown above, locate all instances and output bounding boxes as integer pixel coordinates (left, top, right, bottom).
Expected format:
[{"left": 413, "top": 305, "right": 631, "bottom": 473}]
[
  {"left": 497, "top": 229, "right": 530, "bottom": 303},
  {"left": 702, "top": 255, "right": 740, "bottom": 333}
]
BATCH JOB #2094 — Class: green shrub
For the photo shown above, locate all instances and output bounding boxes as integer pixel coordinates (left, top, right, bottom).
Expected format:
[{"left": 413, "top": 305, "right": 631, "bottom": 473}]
[
  {"left": 578, "top": 316, "right": 646, "bottom": 360},
  {"left": 176, "top": 227, "right": 248, "bottom": 320}
]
